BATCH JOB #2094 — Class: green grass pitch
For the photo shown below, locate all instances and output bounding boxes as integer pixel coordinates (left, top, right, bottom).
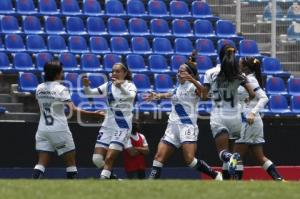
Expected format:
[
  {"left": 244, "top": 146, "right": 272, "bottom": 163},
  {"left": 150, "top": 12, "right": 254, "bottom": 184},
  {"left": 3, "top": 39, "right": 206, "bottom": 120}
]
[{"left": 0, "top": 180, "right": 299, "bottom": 199}]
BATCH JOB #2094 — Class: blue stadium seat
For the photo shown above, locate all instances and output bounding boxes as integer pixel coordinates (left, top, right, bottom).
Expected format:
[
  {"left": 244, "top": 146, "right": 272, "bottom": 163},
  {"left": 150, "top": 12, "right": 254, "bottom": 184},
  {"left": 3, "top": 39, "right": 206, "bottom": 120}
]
[
  {"left": 196, "top": 55, "right": 213, "bottom": 74},
  {"left": 45, "top": 16, "right": 66, "bottom": 35},
  {"left": 131, "top": 37, "right": 152, "bottom": 54},
  {"left": 153, "top": 38, "right": 173, "bottom": 55},
  {"left": 71, "top": 92, "right": 92, "bottom": 110},
  {"left": 87, "top": 73, "right": 107, "bottom": 88},
  {"left": 133, "top": 73, "right": 152, "bottom": 92},
  {"left": 16, "top": 0, "right": 37, "bottom": 15},
  {"left": 126, "top": 54, "right": 149, "bottom": 73},
  {"left": 149, "top": 54, "right": 171, "bottom": 73},
  {"left": 150, "top": 19, "right": 172, "bottom": 37},
  {"left": 89, "top": 36, "right": 110, "bottom": 54},
  {"left": 5, "top": 34, "right": 26, "bottom": 52},
  {"left": 262, "top": 57, "right": 290, "bottom": 77},
  {"left": 36, "top": 52, "right": 53, "bottom": 71},
  {"left": 108, "top": 17, "right": 129, "bottom": 36},
  {"left": 195, "top": 39, "right": 217, "bottom": 58},
  {"left": 66, "top": 17, "right": 87, "bottom": 35},
  {"left": 160, "top": 99, "right": 172, "bottom": 112},
  {"left": 103, "top": 54, "right": 122, "bottom": 72},
  {"left": 129, "top": 18, "right": 150, "bottom": 37},
  {"left": 81, "top": 54, "right": 102, "bottom": 72},
  {"left": 194, "top": 19, "right": 216, "bottom": 39},
  {"left": 291, "top": 95, "right": 300, "bottom": 115},
  {"left": 83, "top": 0, "right": 103, "bottom": 16},
  {"left": 154, "top": 74, "right": 174, "bottom": 92},
  {"left": 217, "top": 39, "right": 236, "bottom": 54},
  {"left": 26, "top": 35, "right": 47, "bottom": 52},
  {"left": 23, "top": 16, "right": 44, "bottom": 34},
  {"left": 199, "top": 74, "right": 204, "bottom": 84},
  {"left": 39, "top": 0, "right": 59, "bottom": 15},
  {"left": 172, "top": 19, "right": 194, "bottom": 38},
  {"left": 0, "top": 0, "right": 14, "bottom": 14},
  {"left": 64, "top": 73, "right": 82, "bottom": 91},
  {"left": 127, "top": 0, "right": 148, "bottom": 17},
  {"left": 135, "top": 93, "right": 158, "bottom": 113},
  {"left": 69, "top": 36, "right": 89, "bottom": 53},
  {"left": 269, "top": 95, "right": 291, "bottom": 116},
  {"left": 170, "top": 0, "right": 191, "bottom": 18},
  {"left": 0, "top": 53, "right": 13, "bottom": 72},
  {"left": 59, "top": 53, "right": 80, "bottom": 72},
  {"left": 1, "top": 16, "right": 21, "bottom": 34},
  {"left": 61, "top": 0, "right": 81, "bottom": 16},
  {"left": 263, "top": 3, "right": 284, "bottom": 21},
  {"left": 191, "top": 1, "right": 218, "bottom": 21},
  {"left": 14, "top": 53, "right": 35, "bottom": 72},
  {"left": 110, "top": 37, "right": 131, "bottom": 54},
  {"left": 0, "top": 38, "right": 4, "bottom": 51},
  {"left": 18, "top": 72, "right": 39, "bottom": 93},
  {"left": 216, "top": 20, "right": 242, "bottom": 40},
  {"left": 288, "top": 77, "right": 300, "bottom": 96},
  {"left": 0, "top": 106, "right": 6, "bottom": 113},
  {"left": 105, "top": 0, "right": 126, "bottom": 17},
  {"left": 174, "top": 38, "right": 193, "bottom": 55},
  {"left": 239, "top": 40, "right": 261, "bottom": 57},
  {"left": 171, "top": 54, "right": 187, "bottom": 73},
  {"left": 265, "top": 76, "right": 288, "bottom": 96},
  {"left": 86, "top": 17, "right": 107, "bottom": 36},
  {"left": 148, "top": 0, "right": 169, "bottom": 18},
  {"left": 287, "top": 22, "right": 300, "bottom": 41},
  {"left": 287, "top": 4, "right": 300, "bottom": 20},
  {"left": 48, "top": 35, "right": 68, "bottom": 53}
]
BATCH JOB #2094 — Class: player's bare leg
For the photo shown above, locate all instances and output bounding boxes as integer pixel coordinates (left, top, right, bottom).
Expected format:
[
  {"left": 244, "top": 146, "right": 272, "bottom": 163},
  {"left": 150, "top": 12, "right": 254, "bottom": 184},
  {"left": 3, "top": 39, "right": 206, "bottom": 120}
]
[
  {"left": 148, "top": 142, "right": 175, "bottom": 179},
  {"left": 250, "top": 145, "right": 284, "bottom": 181},
  {"left": 100, "top": 149, "right": 120, "bottom": 179},
  {"left": 32, "top": 152, "right": 51, "bottom": 179},
  {"left": 93, "top": 147, "right": 107, "bottom": 169},
  {"left": 182, "top": 143, "right": 221, "bottom": 180},
  {"left": 63, "top": 150, "right": 77, "bottom": 179}
]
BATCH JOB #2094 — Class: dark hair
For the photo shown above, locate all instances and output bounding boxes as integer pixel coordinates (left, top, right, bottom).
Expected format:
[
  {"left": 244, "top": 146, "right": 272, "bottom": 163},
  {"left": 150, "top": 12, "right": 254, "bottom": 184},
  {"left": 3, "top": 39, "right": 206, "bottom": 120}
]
[
  {"left": 184, "top": 50, "right": 199, "bottom": 80},
  {"left": 241, "top": 57, "right": 263, "bottom": 87},
  {"left": 217, "top": 44, "right": 240, "bottom": 86},
  {"left": 114, "top": 62, "right": 132, "bottom": 81},
  {"left": 44, "top": 60, "right": 63, "bottom": 82}
]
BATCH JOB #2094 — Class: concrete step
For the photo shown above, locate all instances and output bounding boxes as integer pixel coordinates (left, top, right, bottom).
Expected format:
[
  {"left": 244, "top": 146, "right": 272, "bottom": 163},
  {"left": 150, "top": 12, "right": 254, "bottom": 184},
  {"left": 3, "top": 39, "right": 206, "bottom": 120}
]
[
  {"left": 0, "top": 94, "right": 12, "bottom": 103},
  {"left": 0, "top": 103, "right": 23, "bottom": 112},
  {"left": 242, "top": 32, "right": 272, "bottom": 43}
]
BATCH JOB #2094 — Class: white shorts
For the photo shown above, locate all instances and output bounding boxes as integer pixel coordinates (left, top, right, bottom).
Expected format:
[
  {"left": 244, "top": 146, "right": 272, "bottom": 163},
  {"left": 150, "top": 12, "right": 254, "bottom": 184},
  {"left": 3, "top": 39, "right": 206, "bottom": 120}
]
[
  {"left": 210, "top": 113, "right": 242, "bottom": 139},
  {"left": 235, "top": 117, "right": 265, "bottom": 144},
  {"left": 95, "top": 126, "right": 131, "bottom": 151},
  {"left": 161, "top": 123, "right": 199, "bottom": 148},
  {"left": 35, "top": 130, "right": 75, "bottom": 156}
]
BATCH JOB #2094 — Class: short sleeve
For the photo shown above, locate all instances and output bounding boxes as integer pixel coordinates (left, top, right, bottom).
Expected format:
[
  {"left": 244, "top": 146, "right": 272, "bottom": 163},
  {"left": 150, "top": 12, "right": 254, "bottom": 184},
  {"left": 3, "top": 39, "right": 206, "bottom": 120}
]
[
  {"left": 59, "top": 87, "right": 71, "bottom": 102},
  {"left": 140, "top": 134, "right": 148, "bottom": 146},
  {"left": 98, "top": 82, "right": 108, "bottom": 96}
]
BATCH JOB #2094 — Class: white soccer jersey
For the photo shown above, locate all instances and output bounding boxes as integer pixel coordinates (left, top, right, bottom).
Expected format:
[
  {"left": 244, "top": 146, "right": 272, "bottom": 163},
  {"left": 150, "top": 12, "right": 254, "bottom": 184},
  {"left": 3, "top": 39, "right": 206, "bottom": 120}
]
[
  {"left": 85, "top": 80, "right": 137, "bottom": 130},
  {"left": 203, "top": 64, "right": 220, "bottom": 85},
  {"left": 238, "top": 73, "right": 268, "bottom": 117},
  {"left": 36, "top": 81, "right": 71, "bottom": 132},
  {"left": 205, "top": 69, "right": 247, "bottom": 114},
  {"left": 168, "top": 81, "right": 200, "bottom": 125}
]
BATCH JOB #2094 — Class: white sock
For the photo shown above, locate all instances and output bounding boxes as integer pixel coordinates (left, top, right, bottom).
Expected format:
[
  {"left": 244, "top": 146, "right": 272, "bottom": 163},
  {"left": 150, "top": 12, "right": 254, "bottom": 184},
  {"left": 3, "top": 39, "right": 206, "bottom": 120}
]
[
  {"left": 66, "top": 166, "right": 77, "bottom": 173},
  {"left": 101, "top": 169, "right": 111, "bottom": 178},
  {"left": 262, "top": 160, "right": 273, "bottom": 171},
  {"left": 153, "top": 160, "right": 163, "bottom": 168},
  {"left": 188, "top": 158, "right": 198, "bottom": 168},
  {"left": 34, "top": 164, "right": 45, "bottom": 173}
]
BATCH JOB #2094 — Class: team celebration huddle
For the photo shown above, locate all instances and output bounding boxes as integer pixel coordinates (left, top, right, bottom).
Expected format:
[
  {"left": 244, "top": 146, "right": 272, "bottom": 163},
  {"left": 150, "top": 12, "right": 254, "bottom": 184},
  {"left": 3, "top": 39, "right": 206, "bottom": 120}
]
[{"left": 32, "top": 44, "right": 284, "bottom": 181}]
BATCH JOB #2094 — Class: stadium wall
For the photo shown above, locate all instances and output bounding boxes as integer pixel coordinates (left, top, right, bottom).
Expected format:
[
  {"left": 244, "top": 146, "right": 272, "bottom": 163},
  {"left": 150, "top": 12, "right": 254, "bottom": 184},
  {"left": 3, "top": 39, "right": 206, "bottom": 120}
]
[{"left": 0, "top": 118, "right": 299, "bottom": 168}]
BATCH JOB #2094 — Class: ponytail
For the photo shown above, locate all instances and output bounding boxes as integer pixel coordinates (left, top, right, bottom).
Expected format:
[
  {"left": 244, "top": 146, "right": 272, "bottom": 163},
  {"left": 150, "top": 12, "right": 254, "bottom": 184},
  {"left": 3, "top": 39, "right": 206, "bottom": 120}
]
[{"left": 241, "top": 57, "right": 263, "bottom": 87}]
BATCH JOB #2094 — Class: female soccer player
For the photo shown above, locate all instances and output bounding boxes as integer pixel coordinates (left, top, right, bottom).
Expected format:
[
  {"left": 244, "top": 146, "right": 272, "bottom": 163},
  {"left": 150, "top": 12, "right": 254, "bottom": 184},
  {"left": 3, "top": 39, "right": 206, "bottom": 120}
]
[
  {"left": 234, "top": 57, "right": 284, "bottom": 180},
  {"left": 146, "top": 53, "right": 222, "bottom": 180},
  {"left": 203, "top": 45, "right": 256, "bottom": 179},
  {"left": 83, "top": 62, "right": 137, "bottom": 179},
  {"left": 33, "top": 60, "right": 104, "bottom": 179}
]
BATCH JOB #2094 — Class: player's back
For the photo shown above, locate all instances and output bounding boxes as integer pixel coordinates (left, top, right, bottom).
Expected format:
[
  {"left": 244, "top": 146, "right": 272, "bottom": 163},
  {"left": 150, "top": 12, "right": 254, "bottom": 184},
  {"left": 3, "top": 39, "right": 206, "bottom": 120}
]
[{"left": 36, "top": 81, "right": 71, "bottom": 132}]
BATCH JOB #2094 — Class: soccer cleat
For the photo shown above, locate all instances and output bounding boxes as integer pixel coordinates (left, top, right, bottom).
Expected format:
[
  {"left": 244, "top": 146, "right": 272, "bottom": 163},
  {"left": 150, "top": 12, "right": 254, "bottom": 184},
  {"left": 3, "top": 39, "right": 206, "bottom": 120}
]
[
  {"left": 214, "top": 171, "right": 223, "bottom": 181},
  {"left": 228, "top": 153, "right": 240, "bottom": 175}
]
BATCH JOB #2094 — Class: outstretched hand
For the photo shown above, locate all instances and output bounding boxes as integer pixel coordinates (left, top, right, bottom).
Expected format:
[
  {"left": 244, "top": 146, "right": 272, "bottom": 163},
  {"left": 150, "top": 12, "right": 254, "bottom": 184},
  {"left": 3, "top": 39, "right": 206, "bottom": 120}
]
[
  {"left": 143, "top": 92, "right": 159, "bottom": 101},
  {"left": 82, "top": 77, "right": 90, "bottom": 87},
  {"left": 112, "top": 78, "right": 124, "bottom": 88}
]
